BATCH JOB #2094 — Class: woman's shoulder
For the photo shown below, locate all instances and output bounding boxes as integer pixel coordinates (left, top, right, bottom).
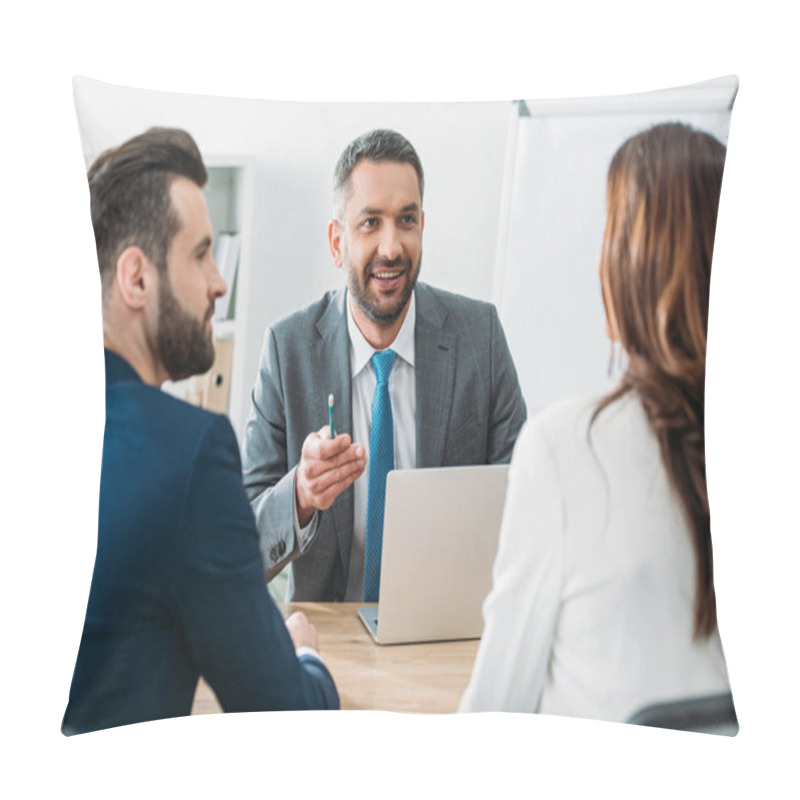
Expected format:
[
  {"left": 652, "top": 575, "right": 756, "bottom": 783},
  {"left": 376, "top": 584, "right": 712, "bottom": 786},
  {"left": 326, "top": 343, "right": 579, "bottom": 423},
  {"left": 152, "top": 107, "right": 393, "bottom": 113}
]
[
  {"left": 519, "top": 392, "right": 601, "bottom": 447},
  {"left": 516, "top": 390, "right": 647, "bottom": 465}
]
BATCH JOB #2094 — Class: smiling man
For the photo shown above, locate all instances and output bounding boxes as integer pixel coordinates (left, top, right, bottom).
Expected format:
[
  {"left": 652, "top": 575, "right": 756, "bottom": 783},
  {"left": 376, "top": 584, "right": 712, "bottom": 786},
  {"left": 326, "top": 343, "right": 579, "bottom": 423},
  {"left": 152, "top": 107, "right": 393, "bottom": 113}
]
[
  {"left": 242, "top": 129, "right": 527, "bottom": 603},
  {"left": 62, "top": 127, "right": 338, "bottom": 735}
]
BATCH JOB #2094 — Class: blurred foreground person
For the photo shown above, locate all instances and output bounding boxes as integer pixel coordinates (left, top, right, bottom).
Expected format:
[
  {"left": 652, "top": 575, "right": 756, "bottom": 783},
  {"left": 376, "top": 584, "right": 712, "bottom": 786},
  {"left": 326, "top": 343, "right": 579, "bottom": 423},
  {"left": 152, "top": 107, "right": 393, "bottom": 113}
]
[
  {"left": 63, "top": 127, "right": 338, "bottom": 735},
  {"left": 460, "top": 123, "right": 732, "bottom": 722}
]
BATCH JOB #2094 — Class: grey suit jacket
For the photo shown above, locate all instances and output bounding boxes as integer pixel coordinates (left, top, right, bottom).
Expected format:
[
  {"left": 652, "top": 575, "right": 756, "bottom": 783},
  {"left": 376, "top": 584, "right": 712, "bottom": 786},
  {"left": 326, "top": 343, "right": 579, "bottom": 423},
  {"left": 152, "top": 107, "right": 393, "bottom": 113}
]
[{"left": 241, "top": 282, "right": 527, "bottom": 601}]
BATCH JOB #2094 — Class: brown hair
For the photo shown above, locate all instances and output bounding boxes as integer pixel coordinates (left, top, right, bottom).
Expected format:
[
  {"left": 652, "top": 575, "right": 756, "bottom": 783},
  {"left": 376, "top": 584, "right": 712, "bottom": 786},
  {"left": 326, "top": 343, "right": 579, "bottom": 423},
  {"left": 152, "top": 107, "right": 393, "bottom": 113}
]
[
  {"left": 88, "top": 127, "right": 207, "bottom": 295},
  {"left": 596, "top": 122, "right": 727, "bottom": 639}
]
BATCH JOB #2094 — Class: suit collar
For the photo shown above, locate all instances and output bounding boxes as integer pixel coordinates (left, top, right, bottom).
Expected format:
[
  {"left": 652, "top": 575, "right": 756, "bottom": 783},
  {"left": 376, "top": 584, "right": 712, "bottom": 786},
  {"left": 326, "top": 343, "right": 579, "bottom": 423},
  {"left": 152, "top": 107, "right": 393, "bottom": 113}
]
[
  {"left": 104, "top": 348, "right": 143, "bottom": 386},
  {"left": 413, "top": 284, "right": 457, "bottom": 467},
  {"left": 312, "top": 287, "right": 355, "bottom": 578},
  {"left": 414, "top": 282, "right": 448, "bottom": 330},
  {"left": 319, "top": 283, "right": 459, "bottom": 468},
  {"left": 316, "top": 287, "right": 348, "bottom": 340}
]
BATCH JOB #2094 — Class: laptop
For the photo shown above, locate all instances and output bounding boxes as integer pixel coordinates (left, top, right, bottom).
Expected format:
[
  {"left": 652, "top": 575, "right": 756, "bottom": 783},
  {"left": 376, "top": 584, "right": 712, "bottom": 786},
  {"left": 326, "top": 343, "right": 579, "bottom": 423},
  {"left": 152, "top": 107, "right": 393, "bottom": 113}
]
[{"left": 358, "top": 464, "right": 509, "bottom": 645}]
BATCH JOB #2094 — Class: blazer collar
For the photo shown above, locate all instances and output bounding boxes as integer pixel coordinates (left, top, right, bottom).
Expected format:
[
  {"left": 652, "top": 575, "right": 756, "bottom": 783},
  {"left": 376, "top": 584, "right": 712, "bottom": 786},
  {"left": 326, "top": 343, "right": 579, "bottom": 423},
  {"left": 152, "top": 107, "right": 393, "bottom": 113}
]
[
  {"left": 312, "top": 287, "right": 355, "bottom": 577},
  {"left": 414, "top": 282, "right": 448, "bottom": 330},
  {"left": 316, "top": 286, "right": 348, "bottom": 340},
  {"left": 104, "top": 348, "right": 143, "bottom": 386},
  {"left": 317, "top": 284, "right": 459, "bottom": 468},
  {"left": 414, "top": 284, "right": 458, "bottom": 467}
]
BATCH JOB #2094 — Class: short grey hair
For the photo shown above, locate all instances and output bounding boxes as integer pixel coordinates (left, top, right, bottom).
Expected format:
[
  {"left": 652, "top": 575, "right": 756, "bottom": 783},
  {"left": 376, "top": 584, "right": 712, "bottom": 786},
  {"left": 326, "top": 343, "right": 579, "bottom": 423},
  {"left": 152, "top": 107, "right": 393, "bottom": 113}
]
[{"left": 332, "top": 129, "right": 424, "bottom": 221}]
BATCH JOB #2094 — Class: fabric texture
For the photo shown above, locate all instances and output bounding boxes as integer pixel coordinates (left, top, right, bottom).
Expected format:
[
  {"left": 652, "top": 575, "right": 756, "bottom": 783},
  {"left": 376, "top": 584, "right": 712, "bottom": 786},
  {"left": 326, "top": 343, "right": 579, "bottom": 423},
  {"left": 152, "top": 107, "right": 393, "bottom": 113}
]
[
  {"left": 344, "top": 294, "right": 416, "bottom": 600},
  {"left": 241, "top": 282, "right": 527, "bottom": 601},
  {"left": 363, "top": 349, "right": 397, "bottom": 601},
  {"left": 459, "top": 391, "right": 731, "bottom": 721},
  {"left": 62, "top": 350, "right": 339, "bottom": 735}
]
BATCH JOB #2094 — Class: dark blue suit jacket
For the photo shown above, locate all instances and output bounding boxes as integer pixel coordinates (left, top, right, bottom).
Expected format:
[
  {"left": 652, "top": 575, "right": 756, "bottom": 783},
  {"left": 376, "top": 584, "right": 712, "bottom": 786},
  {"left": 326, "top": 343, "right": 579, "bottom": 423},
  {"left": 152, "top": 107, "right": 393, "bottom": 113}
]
[{"left": 62, "top": 350, "right": 338, "bottom": 735}]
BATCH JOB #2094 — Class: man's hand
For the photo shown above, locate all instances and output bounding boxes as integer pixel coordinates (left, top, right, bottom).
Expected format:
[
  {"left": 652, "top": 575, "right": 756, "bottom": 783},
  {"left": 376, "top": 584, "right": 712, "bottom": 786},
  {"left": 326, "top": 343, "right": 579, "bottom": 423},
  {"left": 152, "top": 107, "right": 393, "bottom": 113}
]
[
  {"left": 295, "top": 426, "right": 366, "bottom": 527},
  {"left": 285, "top": 610, "right": 319, "bottom": 652}
]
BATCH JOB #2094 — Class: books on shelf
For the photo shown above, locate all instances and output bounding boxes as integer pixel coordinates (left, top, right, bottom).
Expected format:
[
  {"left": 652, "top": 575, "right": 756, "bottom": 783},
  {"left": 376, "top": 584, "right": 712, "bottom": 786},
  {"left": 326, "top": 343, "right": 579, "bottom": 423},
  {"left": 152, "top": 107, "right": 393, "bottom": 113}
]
[{"left": 213, "top": 231, "right": 241, "bottom": 321}]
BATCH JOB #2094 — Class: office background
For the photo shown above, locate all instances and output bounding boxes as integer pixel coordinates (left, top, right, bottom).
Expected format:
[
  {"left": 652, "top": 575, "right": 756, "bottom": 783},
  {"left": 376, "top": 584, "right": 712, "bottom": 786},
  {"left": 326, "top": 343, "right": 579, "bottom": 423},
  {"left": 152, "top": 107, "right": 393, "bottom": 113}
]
[
  {"left": 73, "top": 77, "right": 735, "bottom": 435},
  {"left": 4, "top": 2, "right": 798, "bottom": 798}
]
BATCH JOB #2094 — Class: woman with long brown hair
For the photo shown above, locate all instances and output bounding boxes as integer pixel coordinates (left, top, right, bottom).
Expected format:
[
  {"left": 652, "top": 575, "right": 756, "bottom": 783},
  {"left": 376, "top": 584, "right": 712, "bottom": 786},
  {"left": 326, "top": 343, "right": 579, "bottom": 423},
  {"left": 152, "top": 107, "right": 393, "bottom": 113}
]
[{"left": 460, "top": 123, "right": 732, "bottom": 721}]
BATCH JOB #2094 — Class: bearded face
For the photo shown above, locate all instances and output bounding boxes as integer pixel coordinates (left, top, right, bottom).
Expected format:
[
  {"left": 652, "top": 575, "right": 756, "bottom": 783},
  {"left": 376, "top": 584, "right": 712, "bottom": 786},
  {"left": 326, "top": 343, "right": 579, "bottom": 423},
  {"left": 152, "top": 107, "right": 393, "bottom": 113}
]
[{"left": 156, "top": 270, "right": 215, "bottom": 382}]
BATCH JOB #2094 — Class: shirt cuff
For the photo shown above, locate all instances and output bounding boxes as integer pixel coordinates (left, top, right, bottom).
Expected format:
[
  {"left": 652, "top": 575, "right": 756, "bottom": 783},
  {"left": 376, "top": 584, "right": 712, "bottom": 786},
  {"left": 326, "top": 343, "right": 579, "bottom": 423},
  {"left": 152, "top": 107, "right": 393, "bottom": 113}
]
[{"left": 295, "top": 645, "right": 323, "bottom": 662}]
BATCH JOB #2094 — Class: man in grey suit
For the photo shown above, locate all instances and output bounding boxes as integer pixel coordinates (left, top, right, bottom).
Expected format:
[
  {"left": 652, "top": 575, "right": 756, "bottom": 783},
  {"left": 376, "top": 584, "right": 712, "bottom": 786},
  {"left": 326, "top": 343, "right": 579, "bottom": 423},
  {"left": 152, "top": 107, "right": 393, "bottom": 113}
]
[{"left": 242, "top": 129, "right": 526, "bottom": 602}]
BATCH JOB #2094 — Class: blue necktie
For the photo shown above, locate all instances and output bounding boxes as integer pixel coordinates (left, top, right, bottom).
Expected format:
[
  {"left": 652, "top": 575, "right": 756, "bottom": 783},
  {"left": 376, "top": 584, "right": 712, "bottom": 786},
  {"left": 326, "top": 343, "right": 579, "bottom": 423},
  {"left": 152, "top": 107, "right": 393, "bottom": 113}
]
[{"left": 363, "top": 349, "right": 397, "bottom": 602}]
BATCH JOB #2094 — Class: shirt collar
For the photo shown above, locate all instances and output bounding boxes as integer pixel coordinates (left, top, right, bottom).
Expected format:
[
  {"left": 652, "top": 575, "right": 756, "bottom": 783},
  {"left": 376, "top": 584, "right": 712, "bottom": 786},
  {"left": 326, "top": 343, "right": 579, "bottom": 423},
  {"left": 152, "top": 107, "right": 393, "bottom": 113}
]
[{"left": 347, "top": 290, "right": 416, "bottom": 379}]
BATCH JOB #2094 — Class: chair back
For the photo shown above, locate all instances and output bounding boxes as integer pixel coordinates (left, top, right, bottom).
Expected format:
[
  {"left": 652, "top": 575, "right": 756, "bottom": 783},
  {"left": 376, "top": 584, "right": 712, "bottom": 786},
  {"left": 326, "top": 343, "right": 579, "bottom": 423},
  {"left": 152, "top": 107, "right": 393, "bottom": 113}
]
[{"left": 627, "top": 692, "right": 738, "bottom": 736}]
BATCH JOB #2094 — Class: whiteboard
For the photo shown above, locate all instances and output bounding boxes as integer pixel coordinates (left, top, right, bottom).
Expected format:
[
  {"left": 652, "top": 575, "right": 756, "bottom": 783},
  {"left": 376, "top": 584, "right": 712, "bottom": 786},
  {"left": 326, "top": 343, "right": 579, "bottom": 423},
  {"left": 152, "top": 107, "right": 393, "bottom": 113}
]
[{"left": 494, "top": 77, "right": 738, "bottom": 414}]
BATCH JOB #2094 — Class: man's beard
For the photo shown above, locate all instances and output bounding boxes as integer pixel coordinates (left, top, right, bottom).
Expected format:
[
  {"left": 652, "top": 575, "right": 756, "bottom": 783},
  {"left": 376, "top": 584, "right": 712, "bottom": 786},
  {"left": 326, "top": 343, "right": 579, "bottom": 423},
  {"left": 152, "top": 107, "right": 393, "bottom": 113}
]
[
  {"left": 156, "top": 275, "right": 215, "bottom": 382},
  {"left": 346, "top": 252, "right": 421, "bottom": 327}
]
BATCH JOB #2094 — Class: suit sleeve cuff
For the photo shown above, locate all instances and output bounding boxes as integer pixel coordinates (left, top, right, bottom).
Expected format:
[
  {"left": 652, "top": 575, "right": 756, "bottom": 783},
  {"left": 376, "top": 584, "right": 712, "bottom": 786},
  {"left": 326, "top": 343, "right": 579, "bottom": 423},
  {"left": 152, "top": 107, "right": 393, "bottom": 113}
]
[
  {"left": 292, "top": 487, "right": 319, "bottom": 552},
  {"left": 295, "top": 646, "right": 323, "bottom": 662}
]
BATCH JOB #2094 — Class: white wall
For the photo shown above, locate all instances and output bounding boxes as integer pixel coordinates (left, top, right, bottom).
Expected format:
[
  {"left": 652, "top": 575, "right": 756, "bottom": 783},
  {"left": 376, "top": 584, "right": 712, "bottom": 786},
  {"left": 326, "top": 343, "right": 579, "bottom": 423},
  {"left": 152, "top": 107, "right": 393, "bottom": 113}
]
[
  {"left": 495, "top": 77, "right": 738, "bottom": 414},
  {"left": 73, "top": 77, "right": 738, "bottom": 432},
  {"left": 73, "top": 78, "right": 510, "bottom": 436}
]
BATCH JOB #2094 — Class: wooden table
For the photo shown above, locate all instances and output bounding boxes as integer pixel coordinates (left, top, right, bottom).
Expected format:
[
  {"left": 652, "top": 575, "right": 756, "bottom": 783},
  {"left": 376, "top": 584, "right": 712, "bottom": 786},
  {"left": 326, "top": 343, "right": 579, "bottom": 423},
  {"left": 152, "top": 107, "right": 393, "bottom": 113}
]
[{"left": 191, "top": 602, "right": 480, "bottom": 714}]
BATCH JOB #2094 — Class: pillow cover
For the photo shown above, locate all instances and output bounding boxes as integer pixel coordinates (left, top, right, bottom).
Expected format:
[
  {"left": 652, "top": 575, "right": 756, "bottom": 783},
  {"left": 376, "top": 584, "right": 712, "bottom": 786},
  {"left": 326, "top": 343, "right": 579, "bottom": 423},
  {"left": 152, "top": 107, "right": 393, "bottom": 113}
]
[{"left": 66, "top": 75, "right": 737, "bottom": 734}]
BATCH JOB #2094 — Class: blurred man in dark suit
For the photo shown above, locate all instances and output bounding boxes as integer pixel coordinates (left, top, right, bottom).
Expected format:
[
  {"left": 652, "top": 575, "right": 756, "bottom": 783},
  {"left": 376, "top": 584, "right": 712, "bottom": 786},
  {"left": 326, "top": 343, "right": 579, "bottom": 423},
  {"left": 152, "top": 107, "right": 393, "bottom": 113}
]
[{"left": 62, "top": 127, "right": 338, "bottom": 735}]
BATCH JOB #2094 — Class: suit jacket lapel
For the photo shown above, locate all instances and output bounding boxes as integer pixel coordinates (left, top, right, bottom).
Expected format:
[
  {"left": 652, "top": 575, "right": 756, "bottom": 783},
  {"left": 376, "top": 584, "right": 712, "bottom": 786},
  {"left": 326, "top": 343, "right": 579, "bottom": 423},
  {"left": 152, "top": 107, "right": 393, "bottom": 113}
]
[
  {"left": 414, "top": 284, "right": 457, "bottom": 467},
  {"left": 313, "top": 288, "right": 355, "bottom": 577}
]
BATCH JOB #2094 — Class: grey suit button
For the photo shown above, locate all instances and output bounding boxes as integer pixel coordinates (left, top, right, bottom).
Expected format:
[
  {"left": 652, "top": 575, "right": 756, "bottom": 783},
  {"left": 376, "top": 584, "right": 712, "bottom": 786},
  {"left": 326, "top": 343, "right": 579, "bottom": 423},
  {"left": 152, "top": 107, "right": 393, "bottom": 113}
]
[{"left": 269, "top": 541, "right": 286, "bottom": 562}]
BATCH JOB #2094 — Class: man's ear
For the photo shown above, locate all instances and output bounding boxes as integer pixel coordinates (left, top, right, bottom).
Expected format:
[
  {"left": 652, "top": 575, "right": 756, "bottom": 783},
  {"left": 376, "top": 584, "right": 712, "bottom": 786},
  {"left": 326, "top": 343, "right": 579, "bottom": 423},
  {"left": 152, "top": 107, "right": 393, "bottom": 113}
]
[
  {"left": 328, "top": 220, "right": 343, "bottom": 270},
  {"left": 115, "top": 246, "right": 155, "bottom": 310}
]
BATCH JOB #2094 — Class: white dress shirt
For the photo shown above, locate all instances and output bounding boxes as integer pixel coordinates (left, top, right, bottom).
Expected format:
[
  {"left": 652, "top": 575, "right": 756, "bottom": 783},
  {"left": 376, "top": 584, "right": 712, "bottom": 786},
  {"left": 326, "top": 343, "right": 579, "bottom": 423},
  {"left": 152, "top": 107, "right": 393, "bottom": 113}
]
[
  {"left": 344, "top": 291, "right": 416, "bottom": 600},
  {"left": 285, "top": 290, "right": 418, "bottom": 654},
  {"left": 460, "top": 391, "right": 731, "bottom": 722}
]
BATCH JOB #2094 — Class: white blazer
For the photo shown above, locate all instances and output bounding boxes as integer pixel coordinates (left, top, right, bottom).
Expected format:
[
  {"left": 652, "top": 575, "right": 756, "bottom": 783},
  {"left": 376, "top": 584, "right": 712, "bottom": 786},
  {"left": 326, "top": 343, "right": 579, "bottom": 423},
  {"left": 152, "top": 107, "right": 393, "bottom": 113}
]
[{"left": 460, "top": 391, "right": 732, "bottom": 722}]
